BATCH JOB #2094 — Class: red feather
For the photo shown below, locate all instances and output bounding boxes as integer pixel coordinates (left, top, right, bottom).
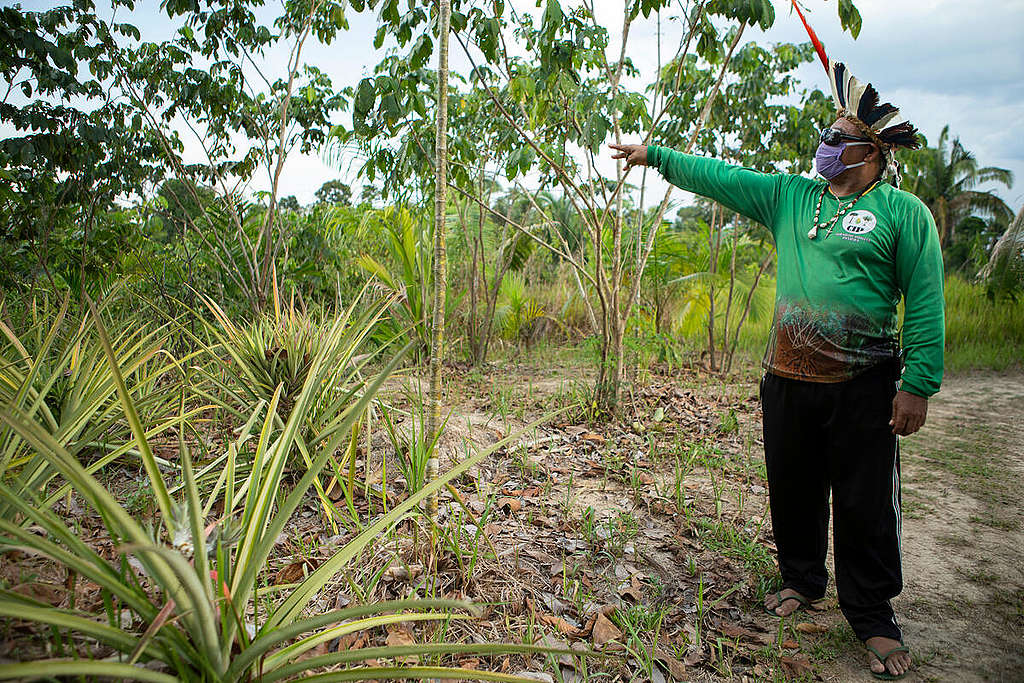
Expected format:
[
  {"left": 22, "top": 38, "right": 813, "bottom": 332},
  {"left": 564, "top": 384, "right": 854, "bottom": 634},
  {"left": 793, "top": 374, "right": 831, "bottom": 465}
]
[{"left": 791, "top": 0, "right": 829, "bottom": 72}]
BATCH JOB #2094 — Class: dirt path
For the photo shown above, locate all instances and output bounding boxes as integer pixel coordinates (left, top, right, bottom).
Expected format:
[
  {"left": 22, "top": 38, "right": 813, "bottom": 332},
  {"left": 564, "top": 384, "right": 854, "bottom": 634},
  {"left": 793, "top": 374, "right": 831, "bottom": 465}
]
[{"left": 816, "top": 372, "right": 1024, "bottom": 682}]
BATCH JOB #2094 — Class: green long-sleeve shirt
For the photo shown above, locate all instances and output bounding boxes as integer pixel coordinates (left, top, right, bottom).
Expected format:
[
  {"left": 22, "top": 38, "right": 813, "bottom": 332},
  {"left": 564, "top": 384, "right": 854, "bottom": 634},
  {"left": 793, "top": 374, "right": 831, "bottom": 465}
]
[{"left": 648, "top": 146, "right": 945, "bottom": 397}]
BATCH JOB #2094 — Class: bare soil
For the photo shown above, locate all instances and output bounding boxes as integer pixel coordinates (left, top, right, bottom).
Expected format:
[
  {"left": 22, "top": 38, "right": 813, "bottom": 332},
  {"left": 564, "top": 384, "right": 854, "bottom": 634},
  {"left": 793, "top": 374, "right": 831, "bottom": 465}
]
[{"left": 434, "top": 364, "right": 1024, "bottom": 682}]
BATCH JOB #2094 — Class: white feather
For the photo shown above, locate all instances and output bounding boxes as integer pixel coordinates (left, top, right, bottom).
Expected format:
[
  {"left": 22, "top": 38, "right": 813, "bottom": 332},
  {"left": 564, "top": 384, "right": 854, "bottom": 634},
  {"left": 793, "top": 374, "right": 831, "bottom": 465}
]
[
  {"left": 847, "top": 79, "right": 869, "bottom": 118},
  {"left": 874, "top": 110, "right": 903, "bottom": 130}
]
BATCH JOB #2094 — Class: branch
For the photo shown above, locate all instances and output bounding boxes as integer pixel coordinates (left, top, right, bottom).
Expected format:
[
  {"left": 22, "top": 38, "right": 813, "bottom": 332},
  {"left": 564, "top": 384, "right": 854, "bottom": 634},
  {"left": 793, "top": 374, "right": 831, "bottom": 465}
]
[
  {"left": 452, "top": 29, "right": 599, "bottom": 234},
  {"left": 258, "top": 0, "right": 322, "bottom": 298},
  {"left": 623, "top": 20, "right": 747, "bottom": 325},
  {"left": 447, "top": 182, "right": 597, "bottom": 289}
]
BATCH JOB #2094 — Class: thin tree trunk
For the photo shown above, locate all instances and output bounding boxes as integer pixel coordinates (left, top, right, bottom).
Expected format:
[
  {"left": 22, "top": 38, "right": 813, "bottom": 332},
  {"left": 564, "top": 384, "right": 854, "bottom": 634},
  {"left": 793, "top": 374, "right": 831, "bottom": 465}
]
[
  {"left": 457, "top": 196, "right": 481, "bottom": 362},
  {"left": 721, "top": 214, "right": 739, "bottom": 369},
  {"left": 477, "top": 172, "right": 507, "bottom": 365},
  {"left": 425, "top": 0, "right": 451, "bottom": 519},
  {"left": 725, "top": 249, "right": 773, "bottom": 374},
  {"left": 258, "top": 9, "right": 315, "bottom": 309},
  {"left": 707, "top": 205, "right": 721, "bottom": 371}
]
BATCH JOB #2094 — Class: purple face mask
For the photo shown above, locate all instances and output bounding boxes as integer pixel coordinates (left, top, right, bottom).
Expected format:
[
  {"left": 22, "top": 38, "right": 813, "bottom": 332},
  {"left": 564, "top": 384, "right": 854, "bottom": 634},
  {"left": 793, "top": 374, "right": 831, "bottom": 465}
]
[{"left": 815, "top": 141, "right": 870, "bottom": 180}]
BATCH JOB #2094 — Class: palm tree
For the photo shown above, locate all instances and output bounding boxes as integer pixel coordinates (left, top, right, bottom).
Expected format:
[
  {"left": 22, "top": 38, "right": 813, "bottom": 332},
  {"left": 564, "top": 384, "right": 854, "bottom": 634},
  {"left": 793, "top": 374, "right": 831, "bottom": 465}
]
[
  {"left": 901, "top": 125, "right": 1014, "bottom": 247},
  {"left": 980, "top": 205, "right": 1024, "bottom": 299}
]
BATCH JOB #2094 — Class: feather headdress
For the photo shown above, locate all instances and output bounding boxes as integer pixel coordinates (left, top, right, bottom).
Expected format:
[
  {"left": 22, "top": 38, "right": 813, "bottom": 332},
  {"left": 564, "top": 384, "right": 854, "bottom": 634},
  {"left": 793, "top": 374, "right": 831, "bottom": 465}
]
[
  {"left": 827, "top": 60, "right": 920, "bottom": 151},
  {"left": 789, "top": 0, "right": 920, "bottom": 184}
]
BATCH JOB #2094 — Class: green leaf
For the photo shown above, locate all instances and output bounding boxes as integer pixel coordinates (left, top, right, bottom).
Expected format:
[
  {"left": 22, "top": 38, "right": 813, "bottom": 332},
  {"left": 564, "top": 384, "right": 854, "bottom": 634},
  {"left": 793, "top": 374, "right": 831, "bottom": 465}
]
[
  {"left": 355, "top": 78, "right": 376, "bottom": 115},
  {"left": 0, "top": 660, "right": 178, "bottom": 682},
  {"left": 838, "top": 0, "right": 863, "bottom": 39},
  {"left": 283, "top": 667, "right": 551, "bottom": 682},
  {"left": 264, "top": 643, "right": 593, "bottom": 682},
  {"left": 542, "top": 0, "right": 564, "bottom": 35},
  {"left": 88, "top": 299, "right": 175, "bottom": 526}
]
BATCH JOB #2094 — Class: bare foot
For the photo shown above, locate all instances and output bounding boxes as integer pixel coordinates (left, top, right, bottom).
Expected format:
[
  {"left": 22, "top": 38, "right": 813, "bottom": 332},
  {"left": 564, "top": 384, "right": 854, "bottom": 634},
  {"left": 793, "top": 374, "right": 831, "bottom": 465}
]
[
  {"left": 865, "top": 636, "right": 911, "bottom": 678},
  {"left": 763, "top": 587, "right": 807, "bottom": 617}
]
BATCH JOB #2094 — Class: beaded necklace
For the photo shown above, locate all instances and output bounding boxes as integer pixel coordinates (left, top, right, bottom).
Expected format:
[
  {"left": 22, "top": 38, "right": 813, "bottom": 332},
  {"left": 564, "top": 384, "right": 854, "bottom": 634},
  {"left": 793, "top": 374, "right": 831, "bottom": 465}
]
[{"left": 807, "top": 180, "right": 879, "bottom": 240}]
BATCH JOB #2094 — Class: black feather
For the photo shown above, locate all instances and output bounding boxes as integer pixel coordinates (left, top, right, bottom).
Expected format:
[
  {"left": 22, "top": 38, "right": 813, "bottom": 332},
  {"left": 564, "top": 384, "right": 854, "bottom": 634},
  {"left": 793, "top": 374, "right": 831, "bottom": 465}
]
[
  {"left": 856, "top": 84, "right": 880, "bottom": 123},
  {"left": 833, "top": 62, "right": 847, "bottom": 108},
  {"left": 879, "top": 121, "right": 921, "bottom": 150},
  {"left": 862, "top": 102, "right": 897, "bottom": 127}
]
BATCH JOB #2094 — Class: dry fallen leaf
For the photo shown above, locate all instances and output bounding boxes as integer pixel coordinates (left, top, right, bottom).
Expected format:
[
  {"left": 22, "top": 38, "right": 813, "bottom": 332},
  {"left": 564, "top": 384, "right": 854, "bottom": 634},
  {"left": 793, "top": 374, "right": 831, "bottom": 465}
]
[
  {"left": 795, "top": 622, "right": 828, "bottom": 634},
  {"left": 511, "top": 672, "right": 554, "bottom": 683},
  {"left": 12, "top": 582, "right": 65, "bottom": 607},
  {"left": 682, "top": 647, "right": 705, "bottom": 667},
  {"left": 536, "top": 634, "right": 574, "bottom": 667},
  {"left": 310, "top": 630, "right": 360, "bottom": 657},
  {"left": 580, "top": 432, "right": 605, "bottom": 444},
  {"left": 326, "top": 479, "right": 345, "bottom": 501},
  {"left": 780, "top": 655, "right": 815, "bottom": 679},
  {"left": 497, "top": 497, "right": 522, "bottom": 514},
  {"left": 539, "top": 613, "right": 580, "bottom": 636},
  {"left": 592, "top": 612, "right": 622, "bottom": 647},
  {"left": 619, "top": 575, "right": 645, "bottom": 603},
  {"left": 558, "top": 665, "right": 585, "bottom": 683},
  {"left": 384, "top": 630, "right": 418, "bottom": 664},
  {"left": 382, "top": 563, "right": 424, "bottom": 583},
  {"left": 653, "top": 647, "right": 688, "bottom": 681},
  {"left": 274, "top": 561, "right": 310, "bottom": 585},
  {"left": 716, "top": 621, "right": 763, "bottom": 642}
]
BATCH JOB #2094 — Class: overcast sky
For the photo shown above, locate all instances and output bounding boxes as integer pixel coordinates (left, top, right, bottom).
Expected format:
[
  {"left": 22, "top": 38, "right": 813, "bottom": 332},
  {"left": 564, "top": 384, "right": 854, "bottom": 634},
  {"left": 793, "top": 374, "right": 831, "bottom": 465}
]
[{"left": 8, "top": 0, "right": 1024, "bottom": 212}]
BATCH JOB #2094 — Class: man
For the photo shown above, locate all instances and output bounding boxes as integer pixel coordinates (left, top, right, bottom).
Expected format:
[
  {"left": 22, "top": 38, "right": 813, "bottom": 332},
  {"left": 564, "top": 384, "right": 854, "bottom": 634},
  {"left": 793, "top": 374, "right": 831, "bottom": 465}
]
[{"left": 610, "top": 61, "right": 944, "bottom": 680}]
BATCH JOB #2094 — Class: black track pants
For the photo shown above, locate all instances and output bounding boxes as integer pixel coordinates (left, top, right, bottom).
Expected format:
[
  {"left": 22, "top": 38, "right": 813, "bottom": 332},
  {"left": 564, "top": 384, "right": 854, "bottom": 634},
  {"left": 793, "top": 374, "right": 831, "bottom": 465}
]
[{"left": 761, "top": 364, "right": 903, "bottom": 642}]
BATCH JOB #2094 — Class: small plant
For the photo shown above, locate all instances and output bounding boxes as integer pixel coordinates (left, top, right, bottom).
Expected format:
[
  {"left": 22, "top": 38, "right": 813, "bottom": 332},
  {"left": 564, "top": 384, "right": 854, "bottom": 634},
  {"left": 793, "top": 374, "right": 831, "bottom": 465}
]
[
  {"left": 696, "top": 515, "right": 775, "bottom": 582},
  {"left": 488, "top": 383, "right": 516, "bottom": 429},
  {"left": 612, "top": 601, "right": 670, "bottom": 678},
  {"left": 547, "top": 379, "right": 600, "bottom": 424},
  {"left": 560, "top": 472, "right": 575, "bottom": 518},
  {"left": 718, "top": 408, "right": 739, "bottom": 433},
  {"left": 494, "top": 271, "right": 543, "bottom": 344},
  {"left": 121, "top": 471, "right": 156, "bottom": 517},
  {"left": 579, "top": 505, "right": 598, "bottom": 543},
  {"left": 355, "top": 206, "right": 433, "bottom": 356},
  {"left": 673, "top": 453, "right": 690, "bottom": 514},
  {"left": 582, "top": 509, "right": 641, "bottom": 559},
  {"left": 381, "top": 389, "right": 445, "bottom": 497},
  {"left": 437, "top": 496, "right": 494, "bottom": 588},
  {"left": 194, "top": 285, "right": 396, "bottom": 531},
  {"left": 629, "top": 466, "right": 656, "bottom": 503}
]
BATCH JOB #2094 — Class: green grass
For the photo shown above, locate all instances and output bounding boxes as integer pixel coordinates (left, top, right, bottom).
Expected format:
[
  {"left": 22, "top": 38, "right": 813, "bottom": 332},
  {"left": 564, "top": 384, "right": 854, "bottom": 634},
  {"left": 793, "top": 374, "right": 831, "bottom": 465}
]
[{"left": 943, "top": 274, "right": 1024, "bottom": 371}]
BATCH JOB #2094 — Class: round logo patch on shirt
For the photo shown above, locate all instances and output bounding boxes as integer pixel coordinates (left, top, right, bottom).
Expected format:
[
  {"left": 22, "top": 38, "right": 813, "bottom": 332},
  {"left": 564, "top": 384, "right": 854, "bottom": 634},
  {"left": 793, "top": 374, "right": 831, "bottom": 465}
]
[{"left": 843, "top": 210, "right": 877, "bottom": 235}]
